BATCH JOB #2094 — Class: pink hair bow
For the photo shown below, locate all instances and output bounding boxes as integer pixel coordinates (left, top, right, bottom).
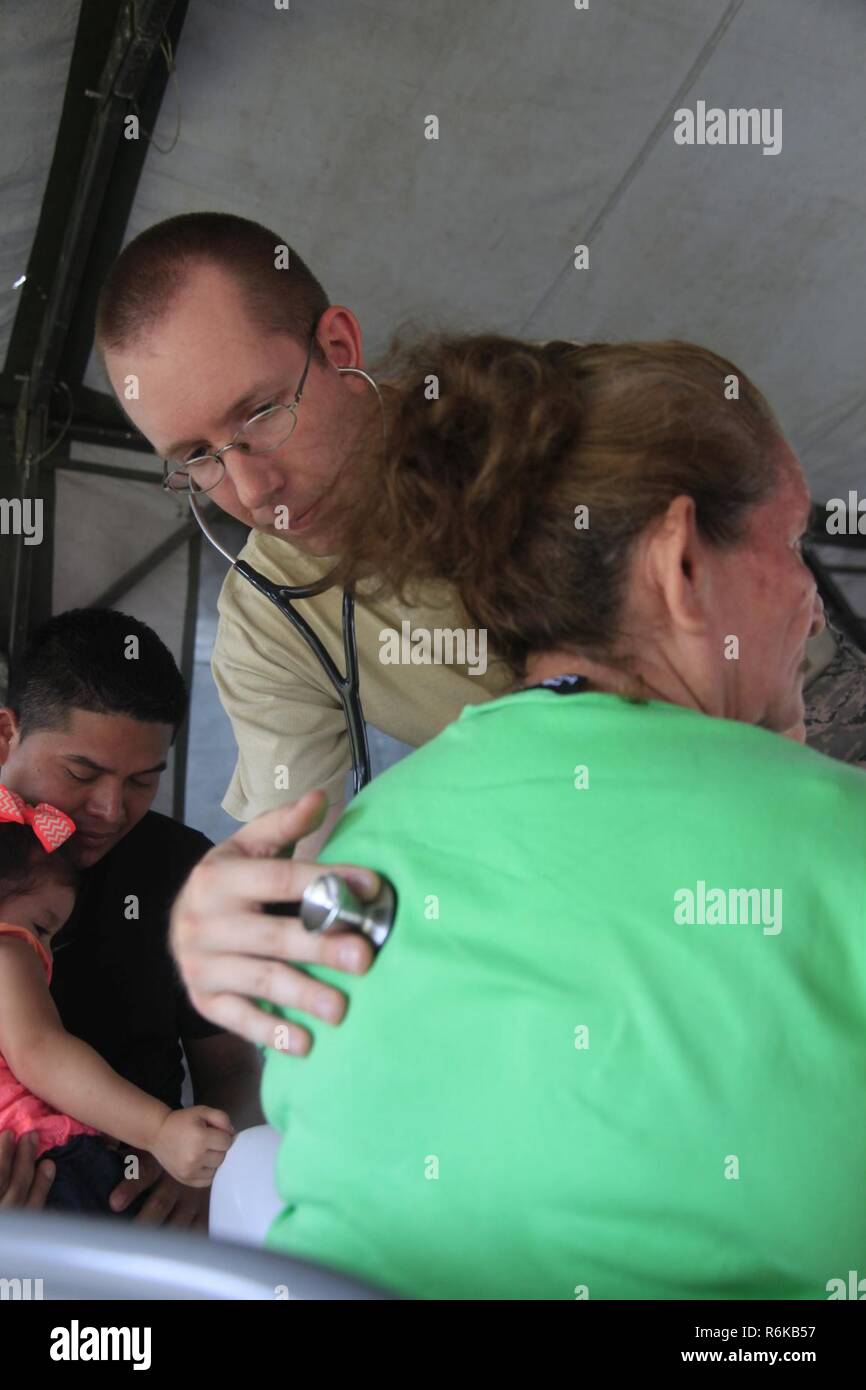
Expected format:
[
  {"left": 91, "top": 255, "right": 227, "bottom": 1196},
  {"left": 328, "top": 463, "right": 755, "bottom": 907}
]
[{"left": 0, "top": 785, "right": 76, "bottom": 853}]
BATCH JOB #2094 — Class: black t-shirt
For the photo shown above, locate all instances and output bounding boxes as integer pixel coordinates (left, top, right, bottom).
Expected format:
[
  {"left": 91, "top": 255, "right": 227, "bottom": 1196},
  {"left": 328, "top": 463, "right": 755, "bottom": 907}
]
[{"left": 49, "top": 810, "right": 221, "bottom": 1110}]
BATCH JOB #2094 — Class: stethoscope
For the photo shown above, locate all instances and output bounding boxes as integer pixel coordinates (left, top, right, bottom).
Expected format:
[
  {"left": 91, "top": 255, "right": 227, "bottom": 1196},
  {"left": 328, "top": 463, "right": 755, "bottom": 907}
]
[
  {"left": 189, "top": 488, "right": 371, "bottom": 794},
  {"left": 187, "top": 365, "right": 396, "bottom": 946}
]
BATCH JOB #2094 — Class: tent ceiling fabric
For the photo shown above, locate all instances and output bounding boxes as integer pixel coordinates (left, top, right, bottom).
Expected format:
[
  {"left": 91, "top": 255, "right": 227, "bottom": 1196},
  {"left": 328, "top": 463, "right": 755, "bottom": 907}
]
[
  {"left": 68, "top": 0, "right": 866, "bottom": 501},
  {"left": 53, "top": 457, "right": 183, "bottom": 611},
  {"left": 52, "top": 461, "right": 188, "bottom": 818},
  {"left": 0, "top": 1, "right": 79, "bottom": 369}
]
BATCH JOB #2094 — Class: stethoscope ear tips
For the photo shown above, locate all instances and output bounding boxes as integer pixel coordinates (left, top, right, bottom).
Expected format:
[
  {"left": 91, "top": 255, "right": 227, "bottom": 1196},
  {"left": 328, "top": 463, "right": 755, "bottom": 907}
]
[{"left": 300, "top": 871, "right": 396, "bottom": 950}]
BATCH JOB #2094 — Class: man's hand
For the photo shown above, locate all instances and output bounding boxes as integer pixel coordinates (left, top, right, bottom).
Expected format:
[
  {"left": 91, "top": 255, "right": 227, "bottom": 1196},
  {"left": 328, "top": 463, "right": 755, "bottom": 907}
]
[
  {"left": 170, "top": 790, "right": 381, "bottom": 1053},
  {"left": 0, "top": 1130, "right": 55, "bottom": 1209},
  {"left": 108, "top": 1148, "right": 210, "bottom": 1229}
]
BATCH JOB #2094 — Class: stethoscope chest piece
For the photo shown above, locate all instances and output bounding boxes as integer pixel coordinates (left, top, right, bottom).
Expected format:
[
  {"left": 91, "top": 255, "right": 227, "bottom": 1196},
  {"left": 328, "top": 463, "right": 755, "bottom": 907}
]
[{"left": 300, "top": 871, "right": 396, "bottom": 950}]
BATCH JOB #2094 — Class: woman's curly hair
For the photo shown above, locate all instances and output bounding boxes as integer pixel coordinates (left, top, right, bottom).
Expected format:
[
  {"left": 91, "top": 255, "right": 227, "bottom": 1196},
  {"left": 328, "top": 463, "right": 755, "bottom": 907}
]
[{"left": 332, "top": 333, "right": 782, "bottom": 677}]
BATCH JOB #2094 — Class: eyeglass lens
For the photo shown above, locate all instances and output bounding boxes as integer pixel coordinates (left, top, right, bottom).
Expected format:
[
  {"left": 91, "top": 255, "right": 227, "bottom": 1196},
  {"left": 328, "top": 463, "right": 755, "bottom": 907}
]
[{"left": 165, "top": 405, "right": 298, "bottom": 492}]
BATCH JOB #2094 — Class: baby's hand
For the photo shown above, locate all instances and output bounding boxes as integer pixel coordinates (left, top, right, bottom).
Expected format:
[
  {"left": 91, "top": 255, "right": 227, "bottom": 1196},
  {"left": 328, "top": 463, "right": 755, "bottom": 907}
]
[{"left": 152, "top": 1106, "right": 235, "bottom": 1187}]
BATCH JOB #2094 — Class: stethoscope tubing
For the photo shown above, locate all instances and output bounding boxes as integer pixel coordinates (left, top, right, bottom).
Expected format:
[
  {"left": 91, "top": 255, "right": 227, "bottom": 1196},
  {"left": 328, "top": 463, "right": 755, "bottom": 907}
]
[
  {"left": 183, "top": 362, "right": 384, "bottom": 798},
  {"left": 189, "top": 492, "right": 372, "bottom": 794}
]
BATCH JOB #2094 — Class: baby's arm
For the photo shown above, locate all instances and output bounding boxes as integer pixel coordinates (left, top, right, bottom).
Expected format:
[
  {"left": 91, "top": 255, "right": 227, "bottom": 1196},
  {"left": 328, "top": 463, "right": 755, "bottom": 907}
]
[{"left": 0, "top": 937, "right": 233, "bottom": 1186}]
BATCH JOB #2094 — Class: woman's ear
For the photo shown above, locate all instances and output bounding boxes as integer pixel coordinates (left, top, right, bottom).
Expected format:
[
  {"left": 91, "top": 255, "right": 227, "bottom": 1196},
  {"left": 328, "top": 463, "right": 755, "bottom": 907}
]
[{"left": 644, "top": 494, "right": 710, "bottom": 635}]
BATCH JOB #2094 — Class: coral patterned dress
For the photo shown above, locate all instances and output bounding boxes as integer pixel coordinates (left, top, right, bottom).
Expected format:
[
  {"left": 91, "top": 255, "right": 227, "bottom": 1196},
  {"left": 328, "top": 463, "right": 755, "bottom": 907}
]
[{"left": 0, "top": 924, "right": 100, "bottom": 1158}]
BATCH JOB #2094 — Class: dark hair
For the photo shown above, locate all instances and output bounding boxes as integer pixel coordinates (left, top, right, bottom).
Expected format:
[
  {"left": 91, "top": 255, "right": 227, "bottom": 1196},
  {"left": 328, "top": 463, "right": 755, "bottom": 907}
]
[
  {"left": 0, "top": 824, "right": 78, "bottom": 903},
  {"left": 7, "top": 608, "right": 187, "bottom": 739},
  {"left": 333, "top": 334, "right": 783, "bottom": 677},
  {"left": 95, "top": 211, "right": 330, "bottom": 360}
]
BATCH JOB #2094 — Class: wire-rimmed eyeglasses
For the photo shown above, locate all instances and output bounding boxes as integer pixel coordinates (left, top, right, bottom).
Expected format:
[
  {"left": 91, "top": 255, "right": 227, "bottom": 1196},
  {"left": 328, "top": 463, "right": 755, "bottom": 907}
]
[{"left": 161, "top": 325, "right": 317, "bottom": 494}]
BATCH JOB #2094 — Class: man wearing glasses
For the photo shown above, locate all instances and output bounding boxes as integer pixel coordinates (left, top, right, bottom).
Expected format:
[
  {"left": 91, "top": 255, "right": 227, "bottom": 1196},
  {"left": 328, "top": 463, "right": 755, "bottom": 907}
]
[{"left": 96, "top": 211, "right": 509, "bottom": 1051}]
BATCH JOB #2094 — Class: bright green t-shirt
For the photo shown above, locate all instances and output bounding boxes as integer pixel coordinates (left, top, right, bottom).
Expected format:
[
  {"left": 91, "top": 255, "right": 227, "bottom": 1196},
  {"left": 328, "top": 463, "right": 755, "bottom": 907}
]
[{"left": 261, "top": 691, "right": 866, "bottom": 1300}]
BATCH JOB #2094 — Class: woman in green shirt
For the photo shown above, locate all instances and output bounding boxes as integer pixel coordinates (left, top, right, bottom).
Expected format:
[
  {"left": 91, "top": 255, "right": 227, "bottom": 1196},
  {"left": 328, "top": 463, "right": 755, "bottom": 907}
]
[{"left": 261, "top": 336, "right": 866, "bottom": 1299}]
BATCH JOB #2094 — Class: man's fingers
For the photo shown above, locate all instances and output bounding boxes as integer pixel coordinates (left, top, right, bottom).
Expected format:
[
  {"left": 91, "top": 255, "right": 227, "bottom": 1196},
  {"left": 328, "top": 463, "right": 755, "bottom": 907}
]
[
  {"left": 0, "top": 1130, "right": 19, "bottom": 1204},
  {"left": 167, "top": 1207, "right": 197, "bottom": 1228},
  {"left": 109, "top": 1179, "right": 144, "bottom": 1212},
  {"left": 209, "top": 791, "right": 328, "bottom": 862},
  {"left": 133, "top": 1182, "right": 180, "bottom": 1226},
  {"left": 301, "top": 914, "right": 377, "bottom": 971},
  {"left": 325, "top": 863, "right": 385, "bottom": 902},
  {"left": 194, "top": 942, "right": 363, "bottom": 1008},
  {"left": 109, "top": 1150, "right": 160, "bottom": 1211},
  {"left": 0, "top": 1131, "right": 51, "bottom": 1209},
  {"left": 165, "top": 1189, "right": 211, "bottom": 1222},
  {"left": 27, "top": 1158, "right": 55, "bottom": 1209},
  {"left": 182, "top": 856, "right": 381, "bottom": 919},
  {"left": 178, "top": 910, "right": 376, "bottom": 977},
  {"left": 129, "top": 1177, "right": 206, "bottom": 1230},
  {"left": 190, "top": 951, "right": 352, "bottom": 1025},
  {"left": 195, "top": 991, "right": 315, "bottom": 1054}
]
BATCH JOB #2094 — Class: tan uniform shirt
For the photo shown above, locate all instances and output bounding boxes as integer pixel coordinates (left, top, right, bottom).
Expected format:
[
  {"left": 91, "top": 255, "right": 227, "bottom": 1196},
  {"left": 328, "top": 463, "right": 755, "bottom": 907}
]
[{"left": 213, "top": 530, "right": 512, "bottom": 819}]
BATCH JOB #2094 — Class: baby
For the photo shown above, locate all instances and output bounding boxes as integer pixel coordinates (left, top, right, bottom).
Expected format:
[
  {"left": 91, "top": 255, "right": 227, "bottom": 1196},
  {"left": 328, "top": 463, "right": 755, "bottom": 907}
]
[{"left": 0, "top": 786, "right": 234, "bottom": 1214}]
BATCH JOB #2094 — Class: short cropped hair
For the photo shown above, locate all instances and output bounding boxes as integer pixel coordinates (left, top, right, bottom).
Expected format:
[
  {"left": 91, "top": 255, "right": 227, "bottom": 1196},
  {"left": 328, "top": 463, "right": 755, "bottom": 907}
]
[
  {"left": 7, "top": 609, "right": 187, "bottom": 740},
  {"left": 95, "top": 211, "right": 330, "bottom": 357}
]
